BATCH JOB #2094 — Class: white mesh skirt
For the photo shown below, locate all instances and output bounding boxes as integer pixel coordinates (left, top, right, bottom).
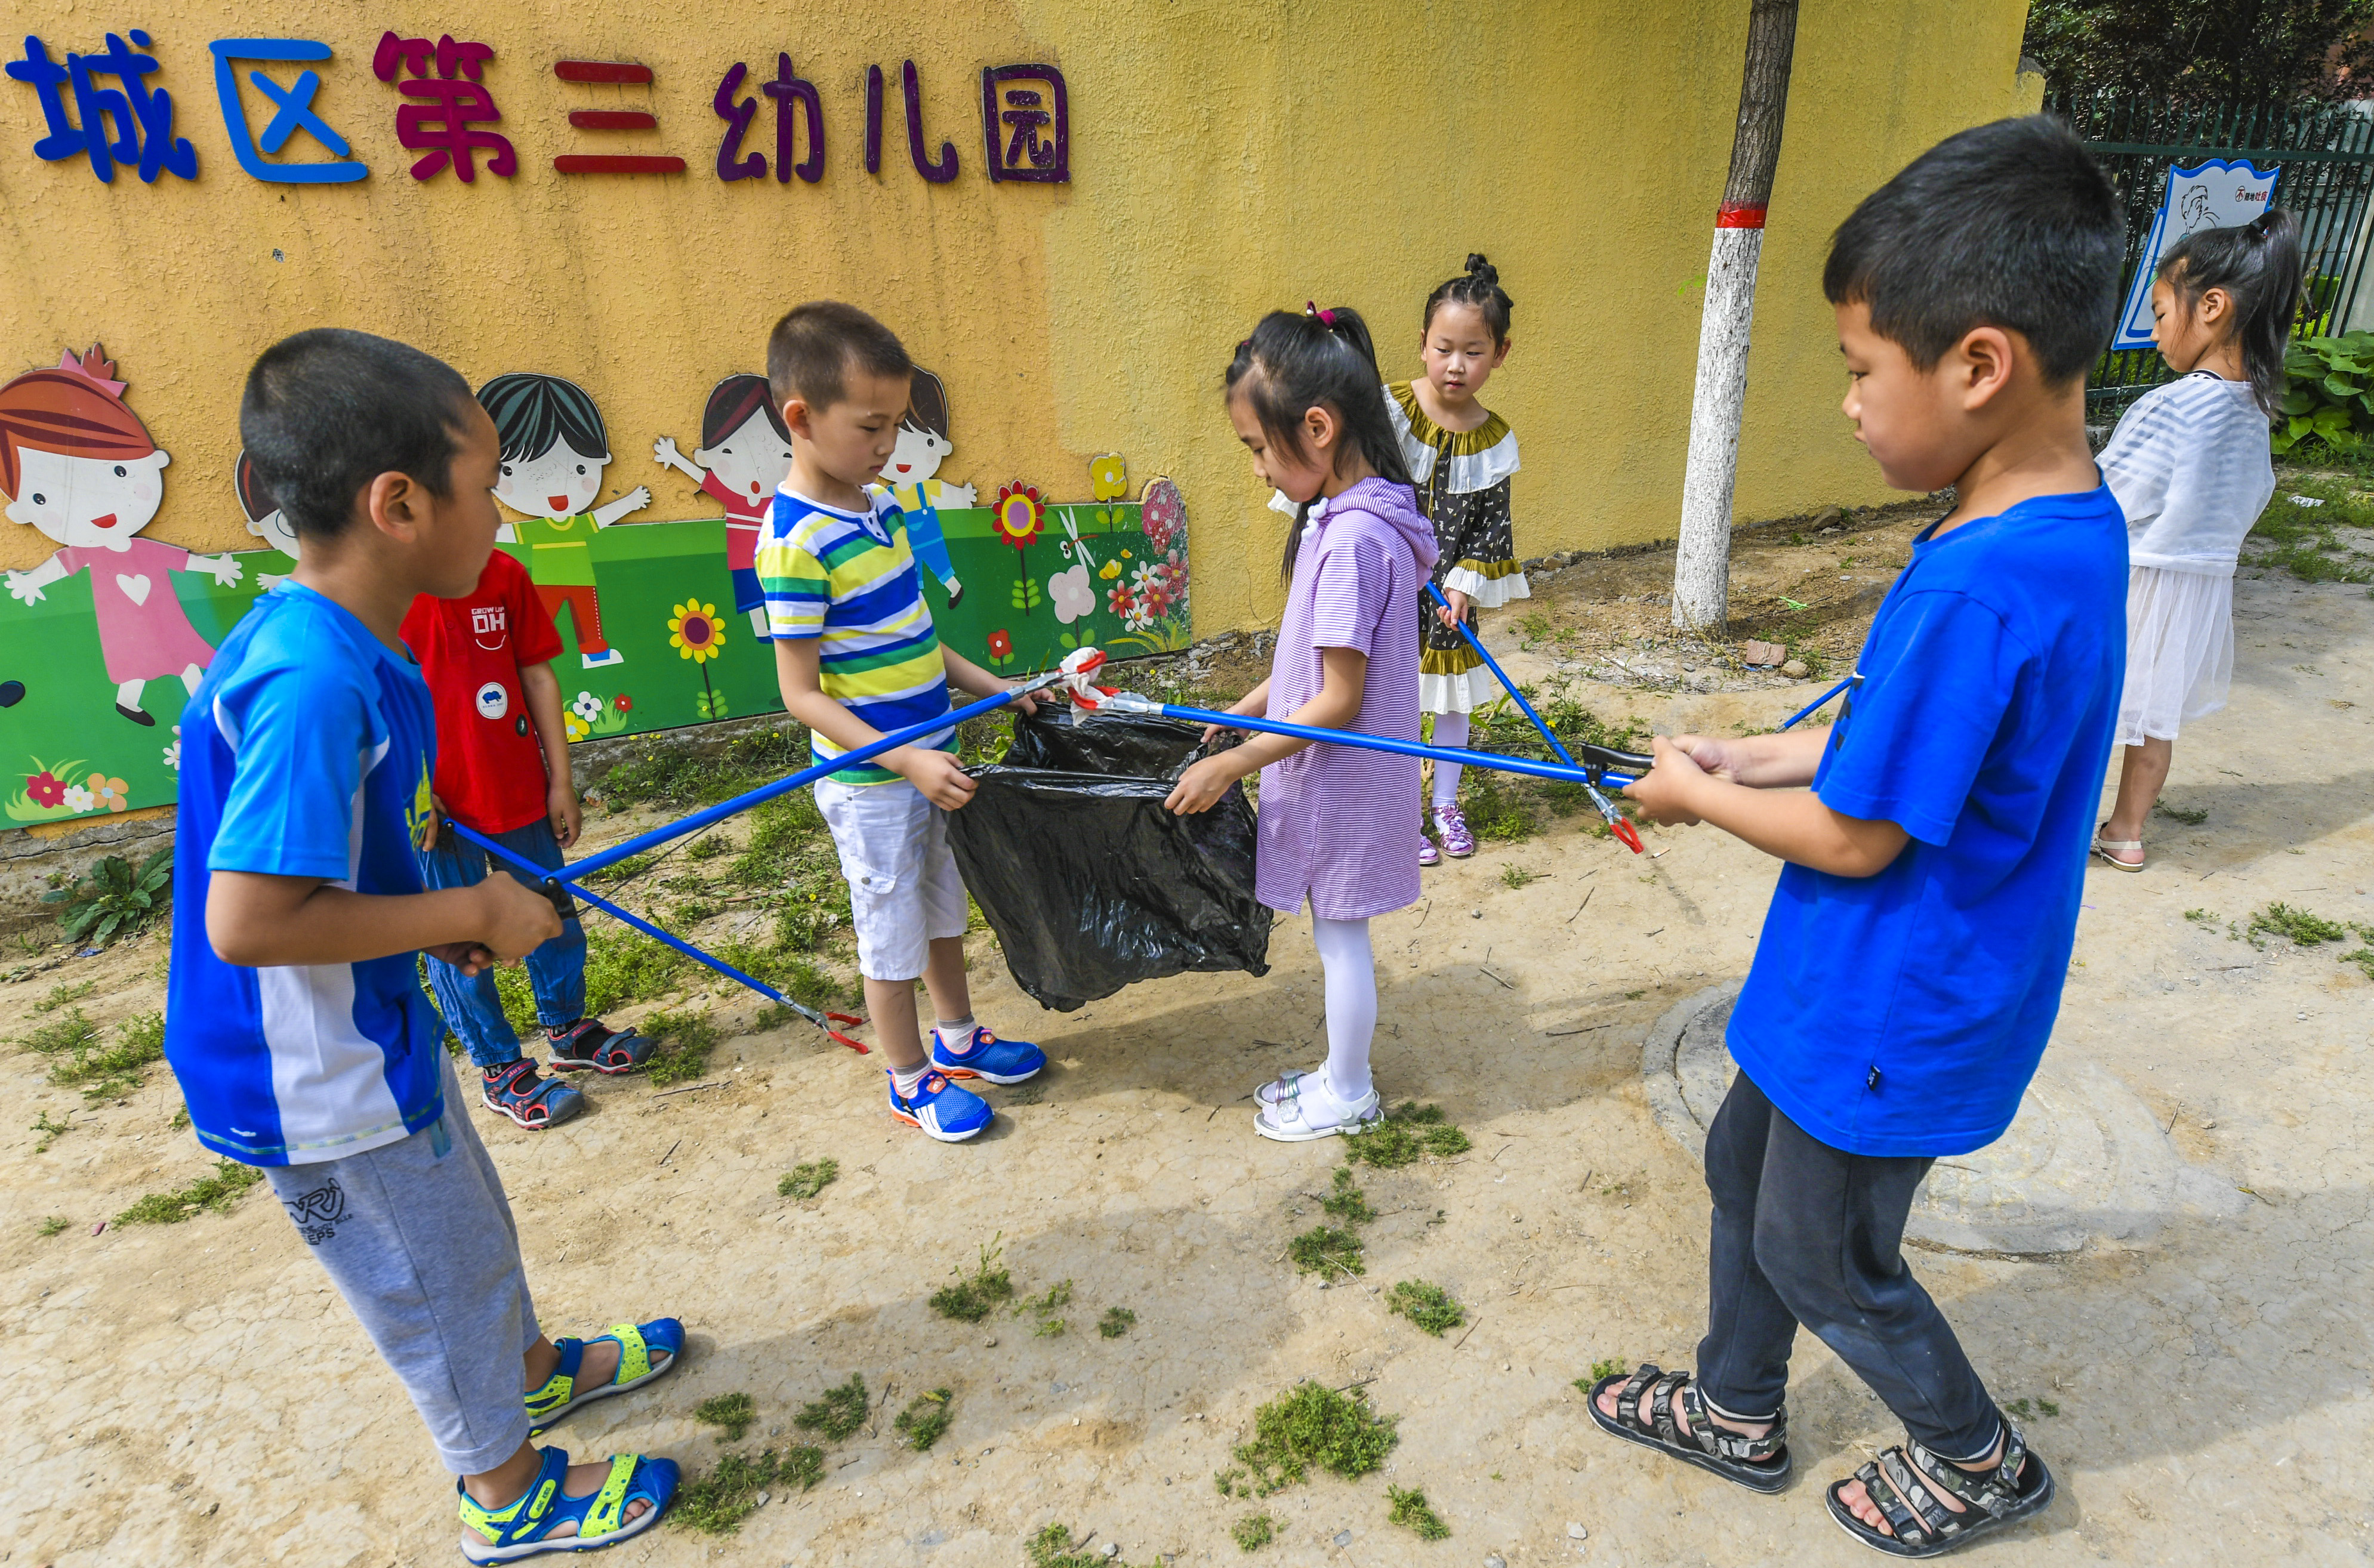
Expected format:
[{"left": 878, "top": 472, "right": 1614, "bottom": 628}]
[{"left": 2117, "top": 564, "right": 2234, "bottom": 746}]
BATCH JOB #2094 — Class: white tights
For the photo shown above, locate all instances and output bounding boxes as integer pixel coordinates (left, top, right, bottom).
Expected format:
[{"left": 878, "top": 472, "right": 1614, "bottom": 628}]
[
  {"left": 1430, "top": 711, "right": 1470, "bottom": 807},
  {"left": 1312, "top": 915, "right": 1376, "bottom": 1103}
]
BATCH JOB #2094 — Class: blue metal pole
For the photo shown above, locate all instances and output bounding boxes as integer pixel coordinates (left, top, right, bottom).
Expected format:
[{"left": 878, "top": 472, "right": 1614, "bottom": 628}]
[
  {"left": 1424, "top": 581, "right": 1577, "bottom": 766},
  {"left": 1778, "top": 674, "right": 1854, "bottom": 731},
  {"left": 1110, "top": 695, "right": 1647, "bottom": 789}
]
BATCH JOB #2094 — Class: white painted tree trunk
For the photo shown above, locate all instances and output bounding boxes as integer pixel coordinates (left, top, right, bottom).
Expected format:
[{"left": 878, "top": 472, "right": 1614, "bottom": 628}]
[{"left": 1672, "top": 224, "right": 1765, "bottom": 632}]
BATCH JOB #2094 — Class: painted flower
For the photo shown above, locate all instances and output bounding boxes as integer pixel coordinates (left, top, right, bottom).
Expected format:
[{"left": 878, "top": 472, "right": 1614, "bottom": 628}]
[
  {"left": 1140, "top": 476, "right": 1185, "bottom": 553},
  {"left": 62, "top": 783, "right": 94, "bottom": 813},
  {"left": 991, "top": 483, "right": 1046, "bottom": 549},
  {"left": 613, "top": 692, "right": 634, "bottom": 714},
  {"left": 570, "top": 690, "right": 604, "bottom": 723},
  {"left": 162, "top": 724, "right": 181, "bottom": 772},
  {"left": 986, "top": 629, "right": 1013, "bottom": 659},
  {"left": 669, "top": 601, "right": 726, "bottom": 663},
  {"left": 1098, "top": 558, "right": 1121, "bottom": 581},
  {"left": 88, "top": 773, "right": 129, "bottom": 813},
  {"left": 563, "top": 712, "right": 591, "bottom": 742},
  {"left": 1106, "top": 582, "right": 1136, "bottom": 619},
  {"left": 1089, "top": 452, "right": 1128, "bottom": 502},
  {"left": 1129, "top": 562, "right": 1167, "bottom": 603},
  {"left": 26, "top": 770, "right": 64, "bottom": 808}
]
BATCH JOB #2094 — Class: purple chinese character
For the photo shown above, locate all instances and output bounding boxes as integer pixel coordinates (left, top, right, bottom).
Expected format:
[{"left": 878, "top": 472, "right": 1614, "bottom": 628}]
[{"left": 981, "top": 63, "right": 1066, "bottom": 184}]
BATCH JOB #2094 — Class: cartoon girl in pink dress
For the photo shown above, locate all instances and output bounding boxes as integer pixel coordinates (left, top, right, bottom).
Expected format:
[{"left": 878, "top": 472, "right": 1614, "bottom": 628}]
[
  {"left": 0, "top": 347, "right": 243, "bottom": 726},
  {"left": 653, "top": 374, "right": 796, "bottom": 639}
]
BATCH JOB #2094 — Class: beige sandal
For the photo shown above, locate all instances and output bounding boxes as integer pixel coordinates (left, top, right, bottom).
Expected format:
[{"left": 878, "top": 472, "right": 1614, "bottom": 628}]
[{"left": 2092, "top": 825, "right": 2144, "bottom": 872}]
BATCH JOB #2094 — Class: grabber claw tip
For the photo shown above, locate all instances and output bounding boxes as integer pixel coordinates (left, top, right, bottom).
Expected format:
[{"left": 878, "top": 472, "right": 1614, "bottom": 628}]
[{"left": 1611, "top": 816, "right": 1645, "bottom": 854}]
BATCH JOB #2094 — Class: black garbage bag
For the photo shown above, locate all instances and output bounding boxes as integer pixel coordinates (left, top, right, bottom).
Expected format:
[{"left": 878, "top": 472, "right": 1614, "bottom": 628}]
[{"left": 945, "top": 706, "right": 1269, "bottom": 1011}]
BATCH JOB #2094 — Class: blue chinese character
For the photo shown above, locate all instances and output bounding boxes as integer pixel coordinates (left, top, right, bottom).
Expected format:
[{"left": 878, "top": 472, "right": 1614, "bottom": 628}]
[
  {"left": 5, "top": 31, "right": 196, "bottom": 183},
  {"left": 209, "top": 39, "right": 366, "bottom": 183}
]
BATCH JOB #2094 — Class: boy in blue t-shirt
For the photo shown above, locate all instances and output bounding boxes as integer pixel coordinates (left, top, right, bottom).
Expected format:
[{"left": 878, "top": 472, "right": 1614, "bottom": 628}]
[
  {"left": 168, "top": 329, "right": 680, "bottom": 1560},
  {"left": 1589, "top": 119, "right": 2128, "bottom": 1555}
]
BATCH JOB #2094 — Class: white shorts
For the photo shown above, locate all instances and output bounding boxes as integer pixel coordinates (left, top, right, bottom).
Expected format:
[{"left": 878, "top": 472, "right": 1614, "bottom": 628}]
[{"left": 815, "top": 777, "right": 970, "bottom": 981}]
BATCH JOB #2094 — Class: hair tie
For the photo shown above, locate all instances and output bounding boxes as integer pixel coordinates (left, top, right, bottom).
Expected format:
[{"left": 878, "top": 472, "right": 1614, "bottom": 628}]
[{"left": 1305, "top": 300, "right": 1337, "bottom": 327}]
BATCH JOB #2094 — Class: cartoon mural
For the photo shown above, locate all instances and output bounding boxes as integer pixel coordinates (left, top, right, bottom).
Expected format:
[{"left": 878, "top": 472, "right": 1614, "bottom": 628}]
[
  {"left": 479, "top": 371, "right": 651, "bottom": 668},
  {"left": 652, "top": 373, "right": 795, "bottom": 638},
  {"left": 878, "top": 366, "right": 975, "bottom": 604},
  {"left": 235, "top": 449, "right": 298, "bottom": 588},
  {"left": 0, "top": 346, "right": 243, "bottom": 727}
]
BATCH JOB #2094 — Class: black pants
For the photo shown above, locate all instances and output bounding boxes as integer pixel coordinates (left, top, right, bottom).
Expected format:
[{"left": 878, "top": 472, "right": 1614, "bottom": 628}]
[{"left": 1695, "top": 1072, "right": 2001, "bottom": 1459}]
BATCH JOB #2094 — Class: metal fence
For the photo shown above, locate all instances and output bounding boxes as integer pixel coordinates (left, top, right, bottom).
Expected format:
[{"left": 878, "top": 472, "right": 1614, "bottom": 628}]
[{"left": 2052, "top": 90, "right": 2374, "bottom": 416}]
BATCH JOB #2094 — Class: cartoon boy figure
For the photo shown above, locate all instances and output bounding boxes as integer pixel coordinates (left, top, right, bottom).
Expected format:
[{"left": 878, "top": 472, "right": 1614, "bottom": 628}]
[
  {"left": 653, "top": 373, "right": 795, "bottom": 639},
  {"left": 875, "top": 366, "right": 973, "bottom": 605},
  {"left": 236, "top": 449, "right": 298, "bottom": 589},
  {"left": 477, "top": 372, "right": 650, "bottom": 669},
  {"left": 0, "top": 346, "right": 243, "bottom": 726}
]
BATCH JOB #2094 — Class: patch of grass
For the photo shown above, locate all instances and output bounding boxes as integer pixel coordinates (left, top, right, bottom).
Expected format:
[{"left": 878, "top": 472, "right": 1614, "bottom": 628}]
[
  {"left": 1232, "top": 1513, "right": 1275, "bottom": 1551},
  {"left": 1386, "top": 1483, "right": 1451, "bottom": 1540},
  {"left": 39, "top": 1215, "right": 68, "bottom": 1236},
  {"left": 2344, "top": 946, "right": 2374, "bottom": 980},
  {"left": 2249, "top": 902, "right": 2349, "bottom": 946},
  {"left": 1018, "top": 1277, "right": 1072, "bottom": 1336},
  {"left": 2153, "top": 798, "right": 2208, "bottom": 826},
  {"left": 792, "top": 1374, "right": 868, "bottom": 1441},
  {"left": 686, "top": 835, "right": 728, "bottom": 862},
  {"left": 583, "top": 852, "right": 656, "bottom": 884},
  {"left": 2184, "top": 908, "right": 2219, "bottom": 925},
  {"left": 693, "top": 1391, "right": 756, "bottom": 1441},
  {"left": 930, "top": 1235, "right": 1015, "bottom": 1322},
  {"left": 671, "top": 1446, "right": 824, "bottom": 1535},
  {"left": 893, "top": 1387, "right": 954, "bottom": 1450},
  {"left": 639, "top": 1007, "right": 720, "bottom": 1087},
  {"left": 115, "top": 1159, "right": 262, "bottom": 1225},
  {"left": 778, "top": 1158, "right": 838, "bottom": 1200},
  {"left": 732, "top": 793, "right": 831, "bottom": 889},
  {"left": 1321, "top": 1165, "right": 1375, "bottom": 1224},
  {"left": 1286, "top": 1224, "right": 1365, "bottom": 1278},
  {"left": 668, "top": 899, "right": 722, "bottom": 927},
  {"left": 2005, "top": 1396, "right": 2061, "bottom": 1420},
  {"left": 1499, "top": 863, "right": 1540, "bottom": 890},
  {"left": 490, "top": 964, "right": 541, "bottom": 1038},
  {"left": 43, "top": 845, "right": 172, "bottom": 947},
  {"left": 1343, "top": 1102, "right": 1471, "bottom": 1169},
  {"left": 1027, "top": 1523, "right": 1149, "bottom": 1568},
  {"left": 32, "top": 1110, "right": 72, "bottom": 1152},
  {"left": 44, "top": 1010, "right": 165, "bottom": 1100},
  {"left": 2249, "top": 486, "right": 2374, "bottom": 582},
  {"left": 1216, "top": 1382, "right": 1399, "bottom": 1498},
  {"left": 1099, "top": 1305, "right": 1137, "bottom": 1338},
  {"left": 581, "top": 930, "right": 687, "bottom": 1015},
  {"left": 595, "top": 729, "right": 812, "bottom": 811},
  {"left": 1457, "top": 767, "right": 1534, "bottom": 843},
  {"left": 1583, "top": 1356, "right": 1627, "bottom": 1385},
  {"left": 14, "top": 1005, "right": 97, "bottom": 1060},
  {"left": 1385, "top": 1279, "right": 1466, "bottom": 1336},
  {"left": 35, "top": 979, "right": 94, "bottom": 1012}
]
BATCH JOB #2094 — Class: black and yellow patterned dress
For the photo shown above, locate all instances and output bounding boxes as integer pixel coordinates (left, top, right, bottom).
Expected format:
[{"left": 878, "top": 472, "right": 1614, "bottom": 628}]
[{"left": 1385, "top": 381, "right": 1527, "bottom": 714}]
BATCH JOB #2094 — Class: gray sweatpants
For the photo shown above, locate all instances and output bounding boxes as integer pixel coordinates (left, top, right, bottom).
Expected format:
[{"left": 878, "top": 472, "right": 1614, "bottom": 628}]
[{"left": 265, "top": 1052, "right": 540, "bottom": 1475}]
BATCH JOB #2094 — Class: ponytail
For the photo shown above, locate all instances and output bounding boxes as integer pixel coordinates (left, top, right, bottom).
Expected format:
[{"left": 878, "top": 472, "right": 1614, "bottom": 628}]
[
  {"left": 1422, "top": 252, "right": 1515, "bottom": 344},
  {"left": 1224, "top": 304, "right": 1415, "bottom": 578},
  {"left": 2156, "top": 208, "right": 2304, "bottom": 416}
]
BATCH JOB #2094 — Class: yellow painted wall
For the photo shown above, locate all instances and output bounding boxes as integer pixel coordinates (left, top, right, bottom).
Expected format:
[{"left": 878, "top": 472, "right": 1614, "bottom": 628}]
[{"left": 0, "top": 0, "right": 2032, "bottom": 638}]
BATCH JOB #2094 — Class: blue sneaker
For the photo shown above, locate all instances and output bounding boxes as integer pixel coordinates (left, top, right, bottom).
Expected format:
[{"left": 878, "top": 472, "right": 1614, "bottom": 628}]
[
  {"left": 889, "top": 1069, "right": 994, "bottom": 1142},
  {"left": 930, "top": 1024, "right": 1046, "bottom": 1085}
]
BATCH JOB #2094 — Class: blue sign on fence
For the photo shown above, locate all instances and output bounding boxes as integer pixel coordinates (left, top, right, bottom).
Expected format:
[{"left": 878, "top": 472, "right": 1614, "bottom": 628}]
[{"left": 2112, "top": 158, "right": 2281, "bottom": 350}]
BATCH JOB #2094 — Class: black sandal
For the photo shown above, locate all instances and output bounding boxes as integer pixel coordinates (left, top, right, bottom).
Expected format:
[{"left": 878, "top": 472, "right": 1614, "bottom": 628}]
[
  {"left": 1586, "top": 1364, "right": 1792, "bottom": 1493},
  {"left": 1826, "top": 1417, "right": 2054, "bottom": 1557},
  {"left": 547, "top": 1018, "right": 655, "bottom": 1075}
]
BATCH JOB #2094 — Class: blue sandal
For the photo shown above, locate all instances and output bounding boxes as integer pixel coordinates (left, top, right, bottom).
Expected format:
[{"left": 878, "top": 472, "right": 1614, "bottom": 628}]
[
  {"left": 526, "top": 1318, "right": 682, "bottom": 1433},
  {"left": 458, "top": 1446, "right": 677, "bottom": 1562}
]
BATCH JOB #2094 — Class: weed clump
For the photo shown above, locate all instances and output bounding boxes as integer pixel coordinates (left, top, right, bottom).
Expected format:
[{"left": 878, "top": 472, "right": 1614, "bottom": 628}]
[
  {"left": 1215, "top": 1381, "right": 1399, "bottom": 1497},
  {"left": 15, "top": 1008, "right": 166, "bottom": 1101},
  {"left": 39, "top": 1215, "right": 68, "bottom": 1237},
  {"left": 792, "top": 1373, "right": 868, "bottom": 1440},
  {"left": 1018, "top": 1277, "right": 1073, "bottom": 1336},
  {"left": 692, "top": 1391, "right": 755, "bottom": 1441},
  {"left": 1321, "top": 1165, "right": 1374, "bottom": 1224},
  {"left": 1027, "top": 1523, "right": 1146, "bottom": 1567},
  {"left": 779, "top": 1158, "right": 839, "bottom": 1200},
  {"left": 581, "top": 930, "right": 687, "bottom": 1015},
  {"left": 893, "top": 1387, "right": 954, "bottom": 1450},
  {"left": 2250, "top": 902, "right": 2348, "bottom": 945},
  {"left": 1286, "top": 1224, "right": 1365, "bottom": 1278},
  {"left": 1343, "top": 1103, "right": 1470, "bottom": 1169},
  {"left": 1385, "top": 1279, "right": 1466, "bottom": 1337},
  {"left": 1581, "top": 1356, "right": 1628, "bottom": 1385},
  {"left": 1231, "top": 1513, "right": 1275, "bottom": 1551},
  {"left": 671, "top": 1445, "right": 824, "bottom": 1534},
  {"left": 1098, "top": 1305, "right": 1137, "bottom": 1339},
  {"left": 639, "top": 1007, "right": 720, "bottom": 1087},
  {"left": 1499, "top": 864, "right": 1540, "bottom": 890},
  {"left": 32, "top": 1110, "right": 72, "bottom": 1152},
  {"left": 1386, "top": 1483, "right": 1451, "bottom": 1540},
  {"left": 116, "top": 1159, "right": 262, "bottom": 1225},
  {"left": 930, "top": 1236, "right": 1015, "bottom": 1322}
]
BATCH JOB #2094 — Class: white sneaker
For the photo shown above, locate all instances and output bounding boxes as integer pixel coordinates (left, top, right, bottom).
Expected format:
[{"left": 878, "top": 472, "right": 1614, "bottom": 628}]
[
  {"left": 1254, "top": 1066, "right": 1325, "bottom": 1108},
  {"left": 1254, "top": 1075, "right": 1380, "bottom": 1142}
]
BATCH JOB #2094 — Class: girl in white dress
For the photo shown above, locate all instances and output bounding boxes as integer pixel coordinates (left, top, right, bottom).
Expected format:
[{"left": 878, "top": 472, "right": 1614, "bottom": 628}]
[{"left": 2094, "top": 208, "right": 2302, "bottom": 870}]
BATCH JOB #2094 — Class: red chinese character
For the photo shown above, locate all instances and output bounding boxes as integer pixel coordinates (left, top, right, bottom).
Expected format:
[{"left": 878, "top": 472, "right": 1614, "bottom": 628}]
[
  {"left": 372, "top": 31, "right": 514, "bottom": 183},
  {"left": 554, "top": 60, "right": 683, "bottom": 175}
]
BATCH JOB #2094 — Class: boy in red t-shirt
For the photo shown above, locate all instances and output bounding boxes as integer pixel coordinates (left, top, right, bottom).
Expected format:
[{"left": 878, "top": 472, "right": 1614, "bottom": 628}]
[{"left": 404, "top": 548, "right": 653, "bottom": 1129}]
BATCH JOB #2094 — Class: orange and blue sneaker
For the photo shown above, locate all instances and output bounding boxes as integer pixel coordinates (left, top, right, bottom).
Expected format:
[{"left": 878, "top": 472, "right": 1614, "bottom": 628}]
[
  {"left": 930, "top": 1024, "right": 1046, "bottom": 1085},
  {"left": 890, "top": 1068, "right": 995, "bottom": 1142}
]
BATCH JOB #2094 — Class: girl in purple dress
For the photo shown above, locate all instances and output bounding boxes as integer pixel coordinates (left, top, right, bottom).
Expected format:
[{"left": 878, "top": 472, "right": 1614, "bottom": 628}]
[{"left": 1167, "top": 306, "right": 1438, "bottom": 1141}]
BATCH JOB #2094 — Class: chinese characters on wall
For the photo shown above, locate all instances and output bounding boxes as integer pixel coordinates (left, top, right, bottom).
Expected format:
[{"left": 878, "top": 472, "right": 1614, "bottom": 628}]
[{"left": 7, "top": 28, "right": 1071, "bottom": 188}]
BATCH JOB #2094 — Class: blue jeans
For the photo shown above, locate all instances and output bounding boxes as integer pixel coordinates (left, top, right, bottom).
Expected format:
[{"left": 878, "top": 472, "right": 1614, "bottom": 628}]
[{"left": 420, "top": 817, "right": 586, "bottom": 1068}]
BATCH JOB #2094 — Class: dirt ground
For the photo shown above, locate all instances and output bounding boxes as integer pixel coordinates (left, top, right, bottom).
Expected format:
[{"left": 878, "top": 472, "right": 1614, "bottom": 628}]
[{"left": 5, "top": 511, "right": 2373, "bottom": 1568}]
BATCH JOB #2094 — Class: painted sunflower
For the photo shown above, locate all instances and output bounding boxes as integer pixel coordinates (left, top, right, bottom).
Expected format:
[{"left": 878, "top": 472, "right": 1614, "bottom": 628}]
[{"left": 670, "top": 601, "right": 727, "bottom": 663}]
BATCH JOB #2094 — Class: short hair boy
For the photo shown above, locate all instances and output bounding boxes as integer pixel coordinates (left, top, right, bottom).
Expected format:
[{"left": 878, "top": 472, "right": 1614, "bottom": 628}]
[
  {"left": 757, "top": 301, "right": 1045, "bottom": 1141},
  {"left": 1592, "top": 118, "right": 2126, "bottom": 1553},
  {"left": 170, "top": 328, "right": 680, "bottom": 1558},
  {"left": 403, "top": 544, "right": 654, "bottom": 1131}
]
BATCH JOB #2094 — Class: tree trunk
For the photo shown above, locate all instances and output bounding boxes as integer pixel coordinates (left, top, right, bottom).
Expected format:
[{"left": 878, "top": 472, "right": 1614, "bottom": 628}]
[{"left": 1672, "top": 0, "right": 1800, "bottom": 634}]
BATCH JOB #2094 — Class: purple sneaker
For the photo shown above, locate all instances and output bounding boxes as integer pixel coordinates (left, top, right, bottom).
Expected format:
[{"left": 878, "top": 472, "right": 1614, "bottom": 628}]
[
  {"left": 1432, "top": 804, "right": 1476, "bottom": 858},
  {"left": 1419, "top": 830, "right": 1440, "bottom": 866}
]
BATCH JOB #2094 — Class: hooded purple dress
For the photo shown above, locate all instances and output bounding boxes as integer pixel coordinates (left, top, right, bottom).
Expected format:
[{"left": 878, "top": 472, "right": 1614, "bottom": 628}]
[{"left": 1254, "top": 476, "right": 1441, "bottom": 921}]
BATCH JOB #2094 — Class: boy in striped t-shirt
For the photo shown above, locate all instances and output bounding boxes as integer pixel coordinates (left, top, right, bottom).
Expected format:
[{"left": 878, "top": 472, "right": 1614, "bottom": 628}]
[{"left": 757, "top": 302, "right": 1046, "bottom": 1143}]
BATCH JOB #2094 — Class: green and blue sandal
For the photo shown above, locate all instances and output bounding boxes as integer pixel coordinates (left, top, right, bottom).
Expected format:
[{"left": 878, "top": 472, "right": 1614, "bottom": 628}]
[
  {"left": 525, "top": 1317, "right": 682, "bottom": 1434},
  {"left": 458, "top": 1446, "right": 677, "bottom": 1562}
]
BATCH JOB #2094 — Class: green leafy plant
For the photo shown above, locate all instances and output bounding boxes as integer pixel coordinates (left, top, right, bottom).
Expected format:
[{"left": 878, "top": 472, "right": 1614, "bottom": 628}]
[
  {"left": 640, "top": 1007, "right": 720, "bottom": 1087},
  {"left": 1286, "top": 1224, "right": 1365, "bottom": 1278},
  {"left": 2249, "top": 902, "right": 2348, "bottom": 946},
  {"left": 2184, "top": 908, "right": 2219, "bottom": 925},
  {"left": 43, "top": 847, "right": 171, "bottom": 947},
  {"left": 17, "top": 1008, "right": 167, "bottom": 1101},
  {"left": 116, "top": 1159, "right": 262, "bottom": 1225},
  {"left": 584, "top": 852, "right": 655, "bottom": 884},
  {"left": 792, "top": 1373, "right": 869, "bottom": 1441},
  {"left": 32, "top": 1110, "right": 72, "bottom": 1152},
  {"left": 1385, "top": 1279, "right": 1466, "bottom": 1337},
  {"left": 693, "top": 1391, "right": 756, "bottom": 1441},
  {"left": 1583, "top": 1356, "right": 1628, "bottom": 1385},
  {"left": 1018, "top": 1277, "right": 1073, "bottom": 1336},
  {"left": 1321, "top": 1165, "right": 1376, "bottom": 1224},
  {"left": 779, "top": 1158, "right": 839, "bottom": 1200},
  {"left": 1027, "top": 1523, "right": 1148, "bottom": 1567},
  {"left": 1216, "top": 1382, "right": 1399, "bottom": 1498},
  {"left": 2277, "top": 333, "right": 2374, "bottom": 453},
  {"left": 1098, "top": 1305, "right": 1137, "bottom": 1339},
  {"left": 1343, "top": 1102, "right": 1472, "bottom": 1169},
  {"left": 39, "top": 1215, "right": 68, "bottom": 1237},
  {"left": 1499, "top": 863, "right": 1540, "bottom": 890},
  {"left": 1231, "top": 1513, "right": 1275, "bottom": 1551},
  {"left": 893, "top": 1387, "right": 954, "bottom": 1450},
  {"left": 1386, "top": 1483, "right": 1451, "bottom": 1540},
  {"left": 35, "top": 979, "right": 94, "bottom": 1012},
  {"left": 671, "top": 1446, "right": 824, "bottom": 1534},
  {"left": 930, "top": 1235, "right": 1015, "bottom": 1322},
  {"left": 581, "top": 930, "right": 687, "bottom": 1014}
]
